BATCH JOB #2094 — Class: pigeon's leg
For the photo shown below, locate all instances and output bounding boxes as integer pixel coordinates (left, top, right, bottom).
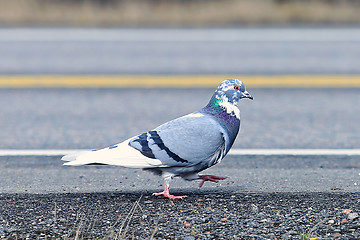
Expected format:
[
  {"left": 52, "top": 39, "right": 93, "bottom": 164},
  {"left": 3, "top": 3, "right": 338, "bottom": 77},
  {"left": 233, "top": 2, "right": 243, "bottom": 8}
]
[
  {"left": 198, "top": 175, "right": 227, "bottom": 188},
  {"left": 153, "top": 174, "right": 187, "bottom": 199}
]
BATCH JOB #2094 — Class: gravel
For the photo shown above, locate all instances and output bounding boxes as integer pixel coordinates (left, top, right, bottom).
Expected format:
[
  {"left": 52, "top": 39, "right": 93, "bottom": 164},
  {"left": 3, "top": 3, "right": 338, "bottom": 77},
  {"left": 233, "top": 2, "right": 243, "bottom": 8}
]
[{"left": 0, "top": 192, "right": 359, "bottom": 239}]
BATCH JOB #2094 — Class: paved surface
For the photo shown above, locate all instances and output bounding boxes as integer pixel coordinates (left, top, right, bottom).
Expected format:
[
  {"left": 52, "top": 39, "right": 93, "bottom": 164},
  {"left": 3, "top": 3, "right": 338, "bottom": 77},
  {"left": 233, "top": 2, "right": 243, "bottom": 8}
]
[
  {"left": 0, "top": 88, "right": 359, "bottom": 194},
  {"left": 0, "top": 155, "right": 359, "bottom": 194},
  {"left": 1, "top": 28, "right": 360, "bottom": 74},
  {"left": 0, "top": 88, "right": 359, "bottom": 150}
]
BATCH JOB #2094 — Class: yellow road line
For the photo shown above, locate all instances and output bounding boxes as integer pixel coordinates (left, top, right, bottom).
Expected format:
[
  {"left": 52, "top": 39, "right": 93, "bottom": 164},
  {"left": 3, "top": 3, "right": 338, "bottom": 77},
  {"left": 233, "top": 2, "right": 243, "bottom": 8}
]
[{"left": 0, "top": 75, "right": 360, "bottom": 88}]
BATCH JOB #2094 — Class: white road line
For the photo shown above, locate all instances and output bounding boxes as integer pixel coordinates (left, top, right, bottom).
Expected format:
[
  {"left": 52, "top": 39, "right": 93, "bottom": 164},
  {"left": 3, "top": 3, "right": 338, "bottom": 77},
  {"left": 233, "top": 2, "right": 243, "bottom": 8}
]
[
  {"left": 0, "top": 150, "right": 89, "bottom": 156},
  {"left": 0, "top": 149, "right": 360, "bottom": 156},
  {"left": 229, "top": 149, "right": 360, "bottom": 156}
]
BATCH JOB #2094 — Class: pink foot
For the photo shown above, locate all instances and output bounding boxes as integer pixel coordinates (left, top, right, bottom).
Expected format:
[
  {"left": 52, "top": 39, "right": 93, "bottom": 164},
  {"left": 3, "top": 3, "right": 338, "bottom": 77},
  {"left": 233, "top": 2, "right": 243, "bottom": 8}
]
[
  {"left": 199, "top": 175, "right": 227, "bottom": 188},
  {"left": 153, "top": 181, "right": 187, "bottom": 199},
  {"left": 152, "top": 191, "right": 187, "bottom": 199}
]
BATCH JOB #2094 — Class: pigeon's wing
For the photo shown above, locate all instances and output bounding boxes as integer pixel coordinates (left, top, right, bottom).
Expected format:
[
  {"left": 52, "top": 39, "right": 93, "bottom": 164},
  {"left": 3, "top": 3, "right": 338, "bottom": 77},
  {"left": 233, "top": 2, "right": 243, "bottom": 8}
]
[
  {"left": 129, "top": 113, "right": 229, "bottom": 167},
  {"left": 63, "top": 113, "right": 228, "bottom": 169}
]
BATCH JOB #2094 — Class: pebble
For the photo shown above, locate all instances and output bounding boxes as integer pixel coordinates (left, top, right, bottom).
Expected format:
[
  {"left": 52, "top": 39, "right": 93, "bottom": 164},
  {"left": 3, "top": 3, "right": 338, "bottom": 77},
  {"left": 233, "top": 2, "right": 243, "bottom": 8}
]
[
  {"left": 251, "top": 204, "right": 259, "bottom": 214},
  {"left": 183, "top": 221, "right": 191, "bottom": 229},
  {"left": 183, "top": 236, "right": 195, "bottom": 240},
  {"left": 348, "top": 213, "right": 359, "bottom": 220},
  {"left": 343, "top": 209, "right": 352, "bottom": 214}
]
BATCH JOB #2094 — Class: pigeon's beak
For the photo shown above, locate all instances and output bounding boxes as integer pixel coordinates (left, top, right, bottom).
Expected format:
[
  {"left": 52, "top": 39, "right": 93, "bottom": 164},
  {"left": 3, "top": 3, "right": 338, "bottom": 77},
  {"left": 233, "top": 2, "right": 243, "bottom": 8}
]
[{"left": 242, "top": 90, "right": 253, "bottom": 100}]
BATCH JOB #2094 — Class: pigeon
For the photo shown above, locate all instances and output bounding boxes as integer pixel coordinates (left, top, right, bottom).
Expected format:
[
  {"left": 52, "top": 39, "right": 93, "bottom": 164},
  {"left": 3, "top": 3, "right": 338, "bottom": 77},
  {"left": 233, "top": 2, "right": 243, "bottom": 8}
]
[{"left": 62, "top": 79, "right": 253, "bottom": 199}]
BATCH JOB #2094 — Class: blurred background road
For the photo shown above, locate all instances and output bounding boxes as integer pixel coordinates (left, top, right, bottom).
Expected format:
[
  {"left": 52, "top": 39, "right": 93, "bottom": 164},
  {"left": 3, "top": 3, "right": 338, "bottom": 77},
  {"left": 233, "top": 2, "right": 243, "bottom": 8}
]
[{"left": 1, "top": 28, "right": 360, "bottom": 74}]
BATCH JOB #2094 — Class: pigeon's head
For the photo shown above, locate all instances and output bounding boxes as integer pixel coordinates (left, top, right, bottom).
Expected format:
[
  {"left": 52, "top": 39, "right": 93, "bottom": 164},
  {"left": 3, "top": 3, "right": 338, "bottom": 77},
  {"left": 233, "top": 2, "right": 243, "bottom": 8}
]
[
  {"left": 215, "top": 79, "right": 253, "bottom": 104},
  {"left": 205, "top": 79, "right": 252, "bottom": 119}
]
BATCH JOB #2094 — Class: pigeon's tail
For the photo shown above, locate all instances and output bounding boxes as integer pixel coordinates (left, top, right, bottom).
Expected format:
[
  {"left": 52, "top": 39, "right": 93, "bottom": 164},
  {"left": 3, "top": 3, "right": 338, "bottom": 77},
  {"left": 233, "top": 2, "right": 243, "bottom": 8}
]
[
  {"left": 62, "top": 151, "right": 91, "bottom": 162},
  {"left": 62, "top": 138, "right": 166, "bottom": 168}
]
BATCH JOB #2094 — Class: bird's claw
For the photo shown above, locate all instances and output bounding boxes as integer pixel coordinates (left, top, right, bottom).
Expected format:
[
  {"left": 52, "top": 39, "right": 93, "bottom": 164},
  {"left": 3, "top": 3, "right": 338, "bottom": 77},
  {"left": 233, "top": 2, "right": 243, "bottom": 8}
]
[
  {"left": 199, "top": 175, "right": 227, "bottom": 188},
  {"left": 152, "top": 192, "right": 187, "bottom": 199}
]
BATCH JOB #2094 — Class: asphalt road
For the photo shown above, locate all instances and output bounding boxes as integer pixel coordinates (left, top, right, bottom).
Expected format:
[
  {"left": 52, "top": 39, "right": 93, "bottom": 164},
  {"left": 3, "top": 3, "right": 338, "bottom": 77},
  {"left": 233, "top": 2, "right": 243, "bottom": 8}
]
[
  {"left": 0, "top": 88, "right": 359, "bottom": 194},
  {"left": 0, "top": 88, "right": 359, "bottom": 150},
  {"left": 0, "top": 155, "right": 359, "bottom": 194},
  {"left": 1, "top": 28, "right": 360, "bottom": 74}
]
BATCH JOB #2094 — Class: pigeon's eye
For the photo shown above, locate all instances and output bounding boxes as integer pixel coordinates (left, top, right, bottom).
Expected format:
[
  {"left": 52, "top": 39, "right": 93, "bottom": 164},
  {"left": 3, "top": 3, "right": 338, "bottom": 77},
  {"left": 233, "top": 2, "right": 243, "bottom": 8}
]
[{"left": 234, "top": 85, "right": 240, "bottom": 91}]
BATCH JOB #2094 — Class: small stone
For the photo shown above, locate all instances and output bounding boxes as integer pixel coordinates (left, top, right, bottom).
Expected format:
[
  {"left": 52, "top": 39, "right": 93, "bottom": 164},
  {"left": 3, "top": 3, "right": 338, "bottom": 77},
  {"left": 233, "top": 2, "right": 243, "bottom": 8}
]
[
  {"left": 251, "top": 204, "right": 259, "bottom": 214},
  {"left": 183, "top": 236, "right": 195, "bottom": 240},
  {"left": 348, "top": 212, "right": 359, "bottom": 220},
  {"left": 349, "top": 224, "right": 360, "bottom": 229},
  {"left": 342, "top": 209, "right": 352, "bottom": 214},
  {"left": 328, "top": 219, "right": 335, "bottom": 224},
  {"left": 184, "top": 221, "right": 191, "bottom": 229},
  {"left": 221, "top": 218, "right": 227, "bottom": 222},
  {"left": 341, "top": 219, "right": 348, "bottom": 224}
]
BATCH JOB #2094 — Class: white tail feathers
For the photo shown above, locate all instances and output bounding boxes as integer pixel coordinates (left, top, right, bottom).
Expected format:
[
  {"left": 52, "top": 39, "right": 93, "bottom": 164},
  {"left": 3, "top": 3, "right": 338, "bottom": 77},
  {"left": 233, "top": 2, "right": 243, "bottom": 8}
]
[
  {"left": 61, "top": 151, "right": 91, "bottom": 162},
  {"left": 62, "top": 139, "right": 166, "bottom": 168}
]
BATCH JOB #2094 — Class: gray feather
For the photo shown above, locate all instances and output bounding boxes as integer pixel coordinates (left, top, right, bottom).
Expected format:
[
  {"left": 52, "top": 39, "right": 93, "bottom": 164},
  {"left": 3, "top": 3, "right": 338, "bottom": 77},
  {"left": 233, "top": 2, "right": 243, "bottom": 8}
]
[{"left": 129, "top": 113, "right": 227, "bottom": 171}]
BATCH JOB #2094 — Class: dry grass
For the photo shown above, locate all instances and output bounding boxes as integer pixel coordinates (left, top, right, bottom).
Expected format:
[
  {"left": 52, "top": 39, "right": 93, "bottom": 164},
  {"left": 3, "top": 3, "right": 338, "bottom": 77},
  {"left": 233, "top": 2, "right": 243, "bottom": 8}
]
[{"left": 0, "top": 0, "right": 360, "bottom": 26}]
